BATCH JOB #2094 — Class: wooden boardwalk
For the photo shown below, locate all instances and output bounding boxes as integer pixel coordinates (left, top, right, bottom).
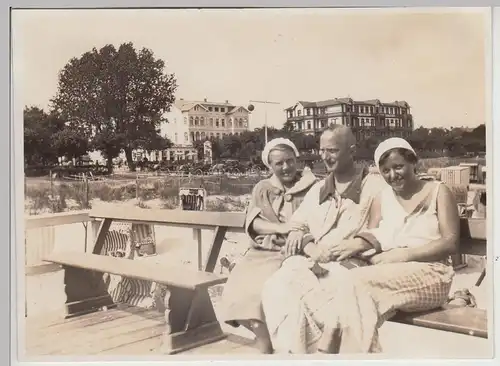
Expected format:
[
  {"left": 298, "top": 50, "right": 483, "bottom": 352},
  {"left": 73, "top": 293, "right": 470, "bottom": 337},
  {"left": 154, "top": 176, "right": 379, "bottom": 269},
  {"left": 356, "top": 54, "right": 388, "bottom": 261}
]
[{"left": 24, "top": 304, "right": 259, "bottom": 357}]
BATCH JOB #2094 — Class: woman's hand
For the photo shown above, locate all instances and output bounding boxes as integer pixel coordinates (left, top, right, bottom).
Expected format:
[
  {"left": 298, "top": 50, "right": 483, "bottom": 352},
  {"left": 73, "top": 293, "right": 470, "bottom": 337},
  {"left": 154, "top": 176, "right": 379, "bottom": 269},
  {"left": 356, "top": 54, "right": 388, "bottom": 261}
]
[
  {"left": 284, "top": 230, "right": 306, "bottom": 256},
  {"left": 328, "top": 238, "right": 371, "bottom": 261},
  {"left": 277, "top": 222, "right": 307, "bottom": 236},
  {"left": 369, "top": 248, "right": 411, "bottom": 265}
]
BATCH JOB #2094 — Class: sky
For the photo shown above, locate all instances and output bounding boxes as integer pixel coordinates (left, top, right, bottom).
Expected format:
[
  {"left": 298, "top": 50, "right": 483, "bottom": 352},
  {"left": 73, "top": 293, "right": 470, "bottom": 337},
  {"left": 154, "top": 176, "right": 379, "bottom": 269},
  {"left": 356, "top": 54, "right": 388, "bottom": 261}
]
[{"left": 12, "top": 7, "right": 489, "bottom": 130}]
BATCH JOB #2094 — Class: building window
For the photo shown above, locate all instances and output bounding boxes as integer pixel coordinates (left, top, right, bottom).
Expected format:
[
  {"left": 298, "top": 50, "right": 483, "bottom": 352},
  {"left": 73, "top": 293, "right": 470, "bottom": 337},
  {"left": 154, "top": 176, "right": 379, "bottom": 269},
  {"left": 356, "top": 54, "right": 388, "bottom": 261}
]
[
  {"left": 184, "top": 117, "right": 187, "bottom": 124},
  {"left": 216, "top": 133, "right": 220, "bottom": 139},
  {"left": 209, "top": 107, "right": 213, "bottom": 112},
  {"left": 239, "top": 118, "right": 243, "bottom": 128},
  {"left": 184, "top": 132, "right": 188, "bottom": 142},
  {"left": 221, "top": 118, "right": 225, "bottom": 127},
  {"left": 216, "top": 119, "right": 219, "bottom": 127},
  {"left": 189, "top": 117, "right": 194, "bottom": 126},
  {"left": 200, "top": 117, "right": 205, "bottom": 126},
  {"left": 221, "top": 107, "right": 225, "bottom": 112},
  {"left": 210, "top": 132, "right": 214, "bottom": 138},
  {"left": 210, "top": 118, "right": 214, "bottom": 126},
  {"left": 215, "top": 107, "right": 219, "bottom": 112},
  {"left": 306, "top": 108, "right": 311, "bottom": 116},
  {"left": 201, "top": 132, "right": 206, "bottom": 139},
  {"left": 195, "top": 117, "right": 199, "bottom": 126},
  {"left": 297, "top": 110, "right": 302, "bottom": 116},
  {"left": 228, "top": 118, "right": 233, "bottom": 127},
  {"left": 307, "top": 121, "right": 311, "bottom": 130},
  {"left": 195, "top": 131, "right": 200, "bottom": 140}
]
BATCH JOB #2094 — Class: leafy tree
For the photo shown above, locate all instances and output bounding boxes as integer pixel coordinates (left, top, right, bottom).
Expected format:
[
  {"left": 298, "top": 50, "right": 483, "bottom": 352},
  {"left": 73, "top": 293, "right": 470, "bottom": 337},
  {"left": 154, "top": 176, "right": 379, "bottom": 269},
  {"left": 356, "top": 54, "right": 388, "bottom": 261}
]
[
  {"left": 24, "top": 107, "right": 64, "bottom": 165},
  {"left": 282, "top": 120, "right": 294, "bottom": 132},
  {"left": 52, "top": 125, "right": 90, "bottom": 161},
  {"left": 51, "top": 42, "right": 177, "bottom": 171}
]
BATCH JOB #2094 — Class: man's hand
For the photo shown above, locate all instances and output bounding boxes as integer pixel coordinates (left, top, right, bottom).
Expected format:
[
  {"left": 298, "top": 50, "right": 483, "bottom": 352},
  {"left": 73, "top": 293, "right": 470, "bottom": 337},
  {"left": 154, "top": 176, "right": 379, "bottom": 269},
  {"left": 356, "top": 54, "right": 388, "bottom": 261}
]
[
  {"left": 369, "top": 248, "right": 411, "bottom": 265},
  {"left": 304, "top": 244, "right": 332, "bottom": 263},
  {"left": 284, "top": 230, "right": 306, "bottom": 257},
  {"left": 328, "top": 238, "right": 371, "bottom": 261}
]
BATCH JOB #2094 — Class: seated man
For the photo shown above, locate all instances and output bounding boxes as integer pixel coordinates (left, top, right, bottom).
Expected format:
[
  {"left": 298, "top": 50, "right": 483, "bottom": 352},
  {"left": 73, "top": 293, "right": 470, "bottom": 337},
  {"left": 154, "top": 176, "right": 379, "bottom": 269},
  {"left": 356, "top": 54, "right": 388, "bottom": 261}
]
[{"left": 260, "top": 125, "right": 386, "bottom": 353}]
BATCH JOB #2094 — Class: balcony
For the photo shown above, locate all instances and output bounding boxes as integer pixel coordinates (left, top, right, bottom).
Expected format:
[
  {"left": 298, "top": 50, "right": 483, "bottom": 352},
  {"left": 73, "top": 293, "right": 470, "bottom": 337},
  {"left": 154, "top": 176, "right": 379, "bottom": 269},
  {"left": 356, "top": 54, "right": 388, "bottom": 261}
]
[{"left": 286, "top": 115, "right": 306, "bottom": 122}]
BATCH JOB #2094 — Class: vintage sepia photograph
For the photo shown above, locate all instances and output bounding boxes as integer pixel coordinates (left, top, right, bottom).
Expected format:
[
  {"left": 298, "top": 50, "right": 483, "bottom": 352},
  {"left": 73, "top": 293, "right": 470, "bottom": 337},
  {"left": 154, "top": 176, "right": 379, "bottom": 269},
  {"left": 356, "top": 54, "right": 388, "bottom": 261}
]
[{"left": 13, "top": 7, "right": 491, "bottom": 360}]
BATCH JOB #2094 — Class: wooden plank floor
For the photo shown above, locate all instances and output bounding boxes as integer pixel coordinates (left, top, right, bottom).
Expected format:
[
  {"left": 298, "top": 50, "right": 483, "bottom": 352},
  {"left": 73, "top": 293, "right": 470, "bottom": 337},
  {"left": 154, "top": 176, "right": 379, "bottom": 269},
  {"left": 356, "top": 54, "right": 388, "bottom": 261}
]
[{"left": 24, "top": 304, "right": 259, "bottom": 357}]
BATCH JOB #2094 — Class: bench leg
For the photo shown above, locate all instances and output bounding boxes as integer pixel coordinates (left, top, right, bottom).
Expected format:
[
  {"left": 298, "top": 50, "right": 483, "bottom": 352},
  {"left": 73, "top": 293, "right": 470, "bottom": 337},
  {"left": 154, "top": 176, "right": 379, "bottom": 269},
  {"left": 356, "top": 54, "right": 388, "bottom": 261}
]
[
  {"left": 63, "top": 266, "right": 115, "bottom": 318},
  {"left": 160, "top": 286, "right": 226, "bottom": 354}
]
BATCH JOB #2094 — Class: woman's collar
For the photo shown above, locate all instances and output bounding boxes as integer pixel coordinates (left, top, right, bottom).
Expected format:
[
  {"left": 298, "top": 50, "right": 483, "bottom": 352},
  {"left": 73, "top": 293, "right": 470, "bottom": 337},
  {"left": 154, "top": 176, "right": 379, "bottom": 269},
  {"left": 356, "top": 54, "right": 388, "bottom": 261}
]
[{"left": 269, "top": 170, "right": 317, "bottom": 195}]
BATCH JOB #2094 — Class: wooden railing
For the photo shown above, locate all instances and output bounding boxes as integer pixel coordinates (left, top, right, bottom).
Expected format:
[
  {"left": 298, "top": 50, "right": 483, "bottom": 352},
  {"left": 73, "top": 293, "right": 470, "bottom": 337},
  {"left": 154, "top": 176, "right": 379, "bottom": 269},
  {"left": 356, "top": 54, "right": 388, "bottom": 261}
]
[{"left": 24, "top": 210, "right": 98, "bottom": 276}]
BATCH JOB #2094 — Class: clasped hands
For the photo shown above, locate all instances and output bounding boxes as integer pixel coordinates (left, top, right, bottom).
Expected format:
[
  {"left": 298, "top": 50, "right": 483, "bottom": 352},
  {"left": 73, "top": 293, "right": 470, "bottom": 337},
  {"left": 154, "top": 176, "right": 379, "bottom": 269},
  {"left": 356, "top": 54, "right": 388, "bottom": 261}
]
[{"left": 283, "top": 231, "right": 411, "bottom": 265}]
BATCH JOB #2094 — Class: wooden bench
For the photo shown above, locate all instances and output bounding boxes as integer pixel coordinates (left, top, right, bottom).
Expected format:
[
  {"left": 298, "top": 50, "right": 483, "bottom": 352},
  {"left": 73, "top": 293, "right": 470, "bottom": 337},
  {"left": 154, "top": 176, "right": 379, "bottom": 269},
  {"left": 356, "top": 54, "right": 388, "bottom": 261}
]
[
  {"left": 390, "top": 218, "right": 487, "bottom": 338},
  {"left": 43, "top": 206, "right": 488, "bottom": 355},
  {"left": 43, "top": 206, "right": 245, "bottom": 355}
]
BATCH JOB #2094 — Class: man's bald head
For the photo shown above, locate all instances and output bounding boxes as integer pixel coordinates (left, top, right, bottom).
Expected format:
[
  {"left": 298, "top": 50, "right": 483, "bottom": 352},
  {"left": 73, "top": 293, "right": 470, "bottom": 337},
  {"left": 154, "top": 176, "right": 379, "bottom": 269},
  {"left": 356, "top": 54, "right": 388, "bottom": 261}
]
[
  {"left": 319, "top": 125, "right": 357, "bottom": 174},
  {"left": 321, "top": 125, "right": 356, "bottom": 150}
]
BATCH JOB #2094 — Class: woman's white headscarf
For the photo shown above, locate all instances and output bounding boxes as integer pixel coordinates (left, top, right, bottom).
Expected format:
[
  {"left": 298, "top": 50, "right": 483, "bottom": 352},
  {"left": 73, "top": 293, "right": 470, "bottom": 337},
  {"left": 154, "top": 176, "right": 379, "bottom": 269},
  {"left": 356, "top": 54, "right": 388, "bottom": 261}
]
[
  {"left": 261, "top": 138, "right": 300, "bottom": 169},
  {"left": 374, "top": 137, "right": 417, "bottom": 171}
]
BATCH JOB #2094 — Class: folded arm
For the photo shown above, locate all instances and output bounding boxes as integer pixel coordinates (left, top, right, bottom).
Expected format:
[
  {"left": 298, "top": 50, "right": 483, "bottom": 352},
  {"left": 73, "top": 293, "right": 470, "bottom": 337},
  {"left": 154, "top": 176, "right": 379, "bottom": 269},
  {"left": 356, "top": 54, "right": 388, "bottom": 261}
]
[{"left": 250, "top": 217, "right": 288, "bottom": 236}]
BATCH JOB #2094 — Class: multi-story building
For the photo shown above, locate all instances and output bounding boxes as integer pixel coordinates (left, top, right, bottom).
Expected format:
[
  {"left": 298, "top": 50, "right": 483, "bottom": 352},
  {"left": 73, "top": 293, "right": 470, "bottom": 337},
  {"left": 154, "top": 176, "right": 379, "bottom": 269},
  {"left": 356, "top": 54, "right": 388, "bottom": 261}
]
[
  {"left": 163, "top": 98, "right": 251, "bottom": 144},
  {"left": 140, "top": 98, "right": 251, "bottom": 162},
  {"left": 284, "top": 98, "right": 414, "bottom": 140}
]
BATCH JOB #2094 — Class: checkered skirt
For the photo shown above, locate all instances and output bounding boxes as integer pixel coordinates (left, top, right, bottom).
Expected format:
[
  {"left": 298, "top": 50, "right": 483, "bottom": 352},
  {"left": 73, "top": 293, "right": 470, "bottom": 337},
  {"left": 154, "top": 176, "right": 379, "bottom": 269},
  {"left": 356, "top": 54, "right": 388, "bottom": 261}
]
[{"left": 261, "top": 257, "right": 454, "bottom": 354}]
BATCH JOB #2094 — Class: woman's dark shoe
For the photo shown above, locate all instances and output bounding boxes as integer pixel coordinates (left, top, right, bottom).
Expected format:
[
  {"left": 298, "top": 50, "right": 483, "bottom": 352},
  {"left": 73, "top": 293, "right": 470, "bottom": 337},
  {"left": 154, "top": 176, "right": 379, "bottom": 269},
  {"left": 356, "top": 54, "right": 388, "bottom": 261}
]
[{"left": 446, "top": 288, "right": 477, "bottom": 308}]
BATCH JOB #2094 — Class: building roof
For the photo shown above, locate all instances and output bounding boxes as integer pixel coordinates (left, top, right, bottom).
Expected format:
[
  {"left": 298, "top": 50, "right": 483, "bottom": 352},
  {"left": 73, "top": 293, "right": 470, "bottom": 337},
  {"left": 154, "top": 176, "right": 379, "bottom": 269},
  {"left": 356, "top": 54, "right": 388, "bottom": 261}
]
[
  {"left": 174, "top": 99, "right": 249, "bottom": 114},
  {"left": 315, "top": 98, "right": 353, "bottom": 107},
  {"left": 285, "top": 98, "right": 410, "bottom": 110}
]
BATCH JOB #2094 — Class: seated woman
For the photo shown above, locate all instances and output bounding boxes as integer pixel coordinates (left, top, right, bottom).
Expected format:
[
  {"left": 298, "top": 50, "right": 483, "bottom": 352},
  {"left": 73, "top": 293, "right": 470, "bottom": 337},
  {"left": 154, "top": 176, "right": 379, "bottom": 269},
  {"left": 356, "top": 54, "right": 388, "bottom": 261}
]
[
  {"left": 219, "top": 138, "right": 318, "bottom": 354},
  {"left": 261, "top": 137, "right": 460, "bottom": 354}
]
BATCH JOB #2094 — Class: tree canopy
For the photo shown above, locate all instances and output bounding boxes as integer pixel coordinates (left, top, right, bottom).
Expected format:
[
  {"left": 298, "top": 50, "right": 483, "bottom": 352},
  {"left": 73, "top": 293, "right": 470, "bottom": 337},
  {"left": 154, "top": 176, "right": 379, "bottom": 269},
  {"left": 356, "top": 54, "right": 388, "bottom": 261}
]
[
  {"left": 50, "top": 42, "right": 177, "bottom": 170},
  {"left": 200, "top": 124, "right": 486, "bottom": 163},
  {"left": 24, "top": 106, "right": 89, "bottom": 165}
]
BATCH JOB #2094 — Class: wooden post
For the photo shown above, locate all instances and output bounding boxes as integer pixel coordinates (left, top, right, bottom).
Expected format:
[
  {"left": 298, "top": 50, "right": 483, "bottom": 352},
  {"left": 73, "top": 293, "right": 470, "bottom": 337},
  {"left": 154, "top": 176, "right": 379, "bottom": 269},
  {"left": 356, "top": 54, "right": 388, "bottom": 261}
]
[
  {"left": 136, "top": 174, "right": 139, "bottom": 201},
  {"left": 84, "top": 174, "right": 89, "bottom": 208},
  {"left": 49, "top": 169, "right": 53, "bottom": 196},
  {"left": 89, "top": 219, "right": 101, "bottom": 253},
  {"left": 193, "top": 228, "right": 203, "bottom": 271}
]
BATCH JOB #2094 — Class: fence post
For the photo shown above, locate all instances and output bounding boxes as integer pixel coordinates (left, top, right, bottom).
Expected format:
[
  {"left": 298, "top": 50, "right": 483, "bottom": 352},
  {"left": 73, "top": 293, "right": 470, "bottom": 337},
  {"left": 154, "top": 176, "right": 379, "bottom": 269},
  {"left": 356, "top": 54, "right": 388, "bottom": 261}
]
[
  {"left": 49, "top": 169, "right": 53, "bottom": 197},
  {"left": 136, "top": 174, "right": 139, "bottom": 201},
  {"left": 84, "top": 174, "right": 89, "bottom": 208}
]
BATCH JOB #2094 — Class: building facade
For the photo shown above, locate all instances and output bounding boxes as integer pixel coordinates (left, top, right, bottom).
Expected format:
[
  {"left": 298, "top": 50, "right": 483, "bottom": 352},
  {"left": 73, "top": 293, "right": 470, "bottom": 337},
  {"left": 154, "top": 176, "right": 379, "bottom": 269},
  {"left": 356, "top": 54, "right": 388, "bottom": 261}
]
[
  {"left": 139, "top": 98, "right": 251, "bottom": 162},
  {"left": 162, "top": 98, "right": 251, "bottom": 145},
  {"left": 285, "top": 98, "right": 414, "bottom": 140}
]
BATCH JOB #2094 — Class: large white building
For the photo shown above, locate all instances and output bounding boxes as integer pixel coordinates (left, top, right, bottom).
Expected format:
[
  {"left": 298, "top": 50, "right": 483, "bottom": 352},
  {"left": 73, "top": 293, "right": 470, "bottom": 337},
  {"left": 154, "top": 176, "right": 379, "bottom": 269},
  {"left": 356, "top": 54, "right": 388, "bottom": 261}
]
[
  {"left": 163, "top": 98, "right": 251, "bottom": 145},
  {"left": 139, "top": 98, "right": 252, "bottom": 162}
]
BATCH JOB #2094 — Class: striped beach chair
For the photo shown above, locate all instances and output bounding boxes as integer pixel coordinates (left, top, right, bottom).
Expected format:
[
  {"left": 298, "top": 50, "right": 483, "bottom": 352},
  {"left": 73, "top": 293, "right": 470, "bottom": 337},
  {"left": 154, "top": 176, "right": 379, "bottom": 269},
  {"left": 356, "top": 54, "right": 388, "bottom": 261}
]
[{"left": 100, "top": 222, "right": 159, "bottom": 309}]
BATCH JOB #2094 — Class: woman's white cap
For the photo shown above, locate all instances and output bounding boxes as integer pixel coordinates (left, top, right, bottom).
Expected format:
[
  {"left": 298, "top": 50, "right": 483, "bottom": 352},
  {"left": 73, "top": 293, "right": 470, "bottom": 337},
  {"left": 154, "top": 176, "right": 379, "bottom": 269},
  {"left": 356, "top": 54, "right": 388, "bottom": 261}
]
[
  {"left": 374, "top": 137, "right": 417, "bottom": 170},
  {"left": 261, "top": 138, "right": 300, "bottom": 169}
]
